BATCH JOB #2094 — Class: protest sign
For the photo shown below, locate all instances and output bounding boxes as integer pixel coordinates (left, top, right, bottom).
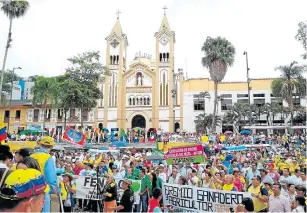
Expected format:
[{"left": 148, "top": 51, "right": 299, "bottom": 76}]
[
  {"left": 162, "top": 183, "right": 251, "bottom": 213},
  {"left": 164, "top": 145, "right": 204, "bottom": 165},
  {"left": 75, "top": 176, "right": 141, "bottom": 203},
  {"left": 63, "top": 126, "right": 86, "bottom": 147},
  {"left": 75, "top": 176, "right": 106, "bottom": 200}
]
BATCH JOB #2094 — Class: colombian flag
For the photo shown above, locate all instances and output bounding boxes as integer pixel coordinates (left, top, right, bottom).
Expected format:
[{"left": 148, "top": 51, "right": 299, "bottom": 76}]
[{"left": 0, "top": 123, "right": 7, "bottom": 141}]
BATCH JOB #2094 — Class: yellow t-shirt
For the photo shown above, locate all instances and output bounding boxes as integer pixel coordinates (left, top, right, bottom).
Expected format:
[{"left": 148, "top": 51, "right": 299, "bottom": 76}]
[
  {"left": 220, "top": 135, "right": 226, "bottom": 142},
  {"left": 201, "top": 136, "right": 208, "bottom": 143},
  {"left": 60, "top": 181, "right": 76, "bottom": 201},
  {"left": 94, "top": 156, "right": 102, "bottom": 167},
  {"left": 248, "top": 185, "right": 268, "bottom": 212},
  {"left": 278, "top": 162, "right": 288, "bottom": 171}
]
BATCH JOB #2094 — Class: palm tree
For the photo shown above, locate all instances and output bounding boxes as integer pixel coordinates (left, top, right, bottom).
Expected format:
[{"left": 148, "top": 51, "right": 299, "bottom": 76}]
[
  {"left": 224, "top": 102, "right": 249, "bottom": 134},
  {"left": 199, "top": 91, "right": 211, "bottom": 114},
  {"left": 0, "top": 0, "right": 29, "bottom": 103},
  {"left": 201, "top": 36, "right": 236, "bottom": 133},
  {"left": 250, "top": 104, "right": 265, "bottom": 125},
  {"left": 31, "top": 76, "right": 58, "bottom": 129},
  {"left": 271, "top": 61, "right": 306, "bottom": 126},
  {"left": 195, "top": 113, "right": 221, "bottom": 134}
]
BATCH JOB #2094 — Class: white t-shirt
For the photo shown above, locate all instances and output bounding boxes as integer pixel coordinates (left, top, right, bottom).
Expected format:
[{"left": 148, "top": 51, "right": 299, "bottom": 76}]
[
  {"left": 188, "top": 176, "right": 199, "bottom": 186},
  {"left": 159, "top": 172, "right": 167, "bottom": 182}
]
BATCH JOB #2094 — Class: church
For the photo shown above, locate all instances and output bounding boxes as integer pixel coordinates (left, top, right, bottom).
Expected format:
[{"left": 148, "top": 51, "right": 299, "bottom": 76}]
[{"left": 97, "top": 12, "right": 184, "bottom": 132}]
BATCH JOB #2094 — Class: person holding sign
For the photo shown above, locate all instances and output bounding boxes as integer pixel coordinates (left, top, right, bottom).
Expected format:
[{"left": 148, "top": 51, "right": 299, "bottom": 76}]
[
  {"left": 103, "top": 175, "right": 118, "bottom": 213},
  {"left": 110, "top": 179, "right": 134, "bottom": 212},
  {"left": 60, "top": 173, "right": 76, "bottom": 212}
]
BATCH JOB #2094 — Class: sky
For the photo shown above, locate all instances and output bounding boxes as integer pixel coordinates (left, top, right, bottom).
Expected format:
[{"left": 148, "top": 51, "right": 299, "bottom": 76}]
[{"left": 0, "top": 0, "right": 306, "bottom": 81}]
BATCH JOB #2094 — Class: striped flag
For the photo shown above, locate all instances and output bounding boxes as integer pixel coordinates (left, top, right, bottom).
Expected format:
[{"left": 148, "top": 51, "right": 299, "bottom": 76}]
[{"left": 0, "top": 123, "right": 7, "bottom": 141}]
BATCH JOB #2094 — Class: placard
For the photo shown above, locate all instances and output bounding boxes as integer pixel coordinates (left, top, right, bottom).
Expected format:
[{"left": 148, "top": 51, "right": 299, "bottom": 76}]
[
  {"left": 164, "top": 145, "right": 204, "bottom": 165},
  {"left": 162, "top": 183, "right": 251, "bottom": 213}
]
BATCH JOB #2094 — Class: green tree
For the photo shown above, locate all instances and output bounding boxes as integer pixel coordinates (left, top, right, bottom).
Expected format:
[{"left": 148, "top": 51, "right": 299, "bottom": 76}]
[
  {"left": 293, "top": 106, "right": 306, "bottom": 125},
  {"left": 60, "top": 51, "right": 107, "bottom": 128},
  {"left": 0, "top": 69, "right": 23, "bottom": 104},
  {"left": 201, "top": 36, "right": 236, "bottom": 132},
  {"left": 271, "top": 61, "right": 306, "bottom": 126},
  {"left": 250, "top": 104, "right": 265, "bottom": 124},
  {"left": 195, "top": 113, "right": 221, "bottom": 134},
  {"left": 223, "top": 102, "right": 249, "bottom": 134},
  {"left": 295, "top": 21, "right": 307, "bottom": 59},
  {"left": 0, "top": 0, "right": 29, "bottom": 103},
  {"left": 31, "top": 76, "right": 58, "bottom": 128}
]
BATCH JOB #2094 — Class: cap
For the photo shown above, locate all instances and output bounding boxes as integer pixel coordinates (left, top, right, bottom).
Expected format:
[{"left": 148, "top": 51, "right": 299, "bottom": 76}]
[
  {"left": 0, "top": 169, "right": 47, "bottom": 200},
  {"left": 159, "top": 164, "right": 165, "bottom": 168},
  {"left": 40, "top": 136, "right": 55, "bottom": 146},
  {"left": 112, "top": 165, "right": 117, "bottom": 169},
  {"left": 122, "top": 179, "right": 132, "bottom": 185},
  {"left": 62, "top": 173, "right": 73, "bottom": 181}
]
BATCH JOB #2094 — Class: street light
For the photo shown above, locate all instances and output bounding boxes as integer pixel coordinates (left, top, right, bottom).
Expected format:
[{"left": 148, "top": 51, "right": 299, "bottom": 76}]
[
  {"left": 7, "top": 67, "right": 22, "bottom": 133},
  {"left": 243, "top": 52, "right": 252, "bottom": 127}
]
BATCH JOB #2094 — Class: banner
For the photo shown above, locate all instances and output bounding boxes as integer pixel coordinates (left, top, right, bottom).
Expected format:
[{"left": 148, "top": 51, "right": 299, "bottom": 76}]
[
  {"left": 162, "top": 183, "right": 251, "bottom": 213},
  {"left": 164, "top": 145, "right": 204, "bottom": 165},
  {"left": 75, "top": 176, "right": 141, "bottom": 203},
  {"left": 63, "top": 126, "right": 85, "bottom": 147}
]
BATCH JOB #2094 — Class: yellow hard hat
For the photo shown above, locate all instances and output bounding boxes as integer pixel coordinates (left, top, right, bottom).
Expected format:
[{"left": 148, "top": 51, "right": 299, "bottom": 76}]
[{"left": 40, "top": 136, "right": 55, "bottom": 146}]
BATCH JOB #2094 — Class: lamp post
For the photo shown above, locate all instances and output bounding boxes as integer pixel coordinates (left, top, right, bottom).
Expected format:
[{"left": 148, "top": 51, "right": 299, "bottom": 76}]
[
  {"left": 243, "top": 51, "right": 252, "bottom": 127},
  {"left": 7, "top": 67, "right": 22, "bottom": 133}
]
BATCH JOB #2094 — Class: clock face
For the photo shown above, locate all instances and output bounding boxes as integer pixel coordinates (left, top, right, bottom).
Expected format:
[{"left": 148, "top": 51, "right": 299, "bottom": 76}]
[{"left": 160, "top": 35, "right": 169, "bottom": 45}]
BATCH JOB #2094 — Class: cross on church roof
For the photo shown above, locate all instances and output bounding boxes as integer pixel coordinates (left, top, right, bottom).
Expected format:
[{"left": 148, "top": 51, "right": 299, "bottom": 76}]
[
  {"left": 162, "top": 6, "right": 168, "bottom": 15},
  {"left": 116, "top": 10, "right": 121, "bottom": 19}
]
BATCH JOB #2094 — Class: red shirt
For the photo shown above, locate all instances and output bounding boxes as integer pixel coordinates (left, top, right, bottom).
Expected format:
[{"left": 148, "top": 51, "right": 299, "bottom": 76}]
[
  {"left": 148, "top": 198, "right": 160, "bottom": 213},
  {"left": 144, "top": 160, "right": 152, "bottom": 168},
  {"left": 73, "top": 166, "right": 83, "bottom": 175}
]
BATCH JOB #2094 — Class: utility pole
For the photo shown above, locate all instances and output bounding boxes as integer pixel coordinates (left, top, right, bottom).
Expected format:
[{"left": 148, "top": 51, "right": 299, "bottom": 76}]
[
  {"left": 7, "top": 67, "right": 22, "bottom": 133},
  {"left": 243, "top": 51, "right": 252, "bottom": 127}
]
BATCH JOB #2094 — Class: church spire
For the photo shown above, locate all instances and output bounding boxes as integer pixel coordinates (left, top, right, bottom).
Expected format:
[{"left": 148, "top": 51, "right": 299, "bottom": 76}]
[
  {"left": 159, "top": 6, "right": 171, "bottom": 32},
  {"left": 108, "top": 10, "right": 123, "bottom": 37}
]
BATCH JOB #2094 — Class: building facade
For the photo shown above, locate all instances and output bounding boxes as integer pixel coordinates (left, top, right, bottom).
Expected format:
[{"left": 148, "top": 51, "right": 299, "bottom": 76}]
[{"left": 97, "top": 14, "right": 184, "bottom": 132}]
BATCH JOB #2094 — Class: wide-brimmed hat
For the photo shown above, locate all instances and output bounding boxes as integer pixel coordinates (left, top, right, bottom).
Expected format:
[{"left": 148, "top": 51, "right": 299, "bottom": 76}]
[
  {"left": 62, "top": 173, "right": 73, "bottom": 181},
  {"left": 122, "top": 179, "right": 132, "bottom": 185}
]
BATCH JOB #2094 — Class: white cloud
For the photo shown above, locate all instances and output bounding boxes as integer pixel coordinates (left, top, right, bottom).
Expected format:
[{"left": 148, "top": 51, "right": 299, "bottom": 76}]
[{"left": 0, "top": 0, "right": 306, "bottom": 80}]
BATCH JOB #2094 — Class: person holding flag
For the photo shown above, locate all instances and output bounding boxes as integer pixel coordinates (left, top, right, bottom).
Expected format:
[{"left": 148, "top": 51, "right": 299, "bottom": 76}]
[{"left": 31, "top": 136, "right": 60, "bottom": 212}]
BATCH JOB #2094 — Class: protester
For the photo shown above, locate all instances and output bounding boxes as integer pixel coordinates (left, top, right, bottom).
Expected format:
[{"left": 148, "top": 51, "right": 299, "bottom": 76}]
[
  {"left": 0, "top": 169, "right": 47, "bottom": 212},
  {"left": 16, "top": 156, "right": 40, "bottom": 170},
  {"left": 148, "top": 188, "right": 163, "bottom": 213},
  {"left": 292, "top": 196, "right": 306, "bottom": 213},
  {"left": 247, "top": 175, "right": 269, "bottom": 212},
  {"left": 235, "top": 197, "right": 254, "bottom": 212},
  {"left": 31, "top": 136, "right": 60, "bottom": 212},
  {"left": 103, "top": 175, "right": 117, "bottom": 213},
  {"left": 60, "top": 173, "right": 76, "bottom": 212},
  {"left": 268, "top": 183, "right": 291, "bottom": 213},
  {"left": 111, "top": 179, "right": 134, "bottom": 212},
  {"left": 0, "top": 145, "right": 13, "bottom": 186}
]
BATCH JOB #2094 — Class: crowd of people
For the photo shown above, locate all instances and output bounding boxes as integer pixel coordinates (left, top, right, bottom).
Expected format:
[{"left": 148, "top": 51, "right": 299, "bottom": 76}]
[{"left": 0, "top": 131, "right": 306, "bottom": 212}]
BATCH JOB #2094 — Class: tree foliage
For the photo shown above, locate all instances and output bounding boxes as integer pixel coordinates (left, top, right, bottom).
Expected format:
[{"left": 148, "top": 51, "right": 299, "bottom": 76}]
[
  {"left": 58, "top": 51, "right": 107, "bottom": 127},
  {"left": 271, "top": 61, "right": 306, "bottom": 125},
  {"left": 201, "top": 36, "right": 236, "bottom": 133},
  {"left": 31, "top": 76, "right": 58, "bottom": 128},
  {"left": 295, "top": 21, "right": 307, "bottom": 59},
  {"left": 195, "top": 113, "right": 221, "bottom": 134}
]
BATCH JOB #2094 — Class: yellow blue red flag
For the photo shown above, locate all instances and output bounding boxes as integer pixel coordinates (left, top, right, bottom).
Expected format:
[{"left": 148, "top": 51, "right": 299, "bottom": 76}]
[{"left": 0, "top": 123, "right": 7, "bottom": 141}]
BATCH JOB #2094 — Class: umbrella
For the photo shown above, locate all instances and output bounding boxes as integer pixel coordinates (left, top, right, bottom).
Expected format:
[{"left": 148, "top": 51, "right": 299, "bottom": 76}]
[
  {"left": 224, "top": 131, "right": 232, "bottom": 135},
  {"left": 240, "top": 129, "right": 251, "bottom": 135},
  {"left": 19, "top": 129, "right": 46, "bottom": 135}
]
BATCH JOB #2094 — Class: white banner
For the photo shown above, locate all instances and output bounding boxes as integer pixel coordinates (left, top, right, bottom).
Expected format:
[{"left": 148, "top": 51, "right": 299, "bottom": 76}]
[
  {"left": 162, "top": 183, "right": 251, "bottom": 213},
  {"left": 75, "top": 176, "right": 141, "bottom": 203}
]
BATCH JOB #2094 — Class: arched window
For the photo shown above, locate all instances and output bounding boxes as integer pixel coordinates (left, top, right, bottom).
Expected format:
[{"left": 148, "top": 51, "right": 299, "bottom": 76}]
[
  {"left": 147, "top": 97, "right": 150, "bottom": 105},
  {"left": 116, "top": 55, "right": 119, "bottom": 64},
  {"left": 133, "top": 98, "right": 135, "bottom": 105},
  {"left": 160, "top": 53, "right": 162, "bottom": 62},
  {"left": 136, "top": 98, "right": 139, "bottom": 105},
  {"left": 143, "top": 97, "right": 146, "bottom": 105},
  {"left": 129, "top": 98, "right": 132, "bottom": 106},
  {"left": 136, "top": 72, "right": 143, "bottom": 86},
  {"left": 140, "top": 97, "right": 143, "bottom": 105},
  {"left": 166, "top": 53, "right": 169, "bottom": 62},
  {"left": 163, "top": 53, "right": 166, "bottom": 62},
  {"left": 110, "top": 56, "right": 113, "bottom": 65}
]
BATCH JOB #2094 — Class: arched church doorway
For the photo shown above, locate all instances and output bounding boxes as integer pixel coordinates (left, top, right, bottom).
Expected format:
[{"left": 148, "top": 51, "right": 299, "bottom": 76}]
[
  {"left": 175, "top": 122, "right": 180, "bottom": 132},
  {"left": 132, "top": 115, "right": 146, "bottom": 128}
]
